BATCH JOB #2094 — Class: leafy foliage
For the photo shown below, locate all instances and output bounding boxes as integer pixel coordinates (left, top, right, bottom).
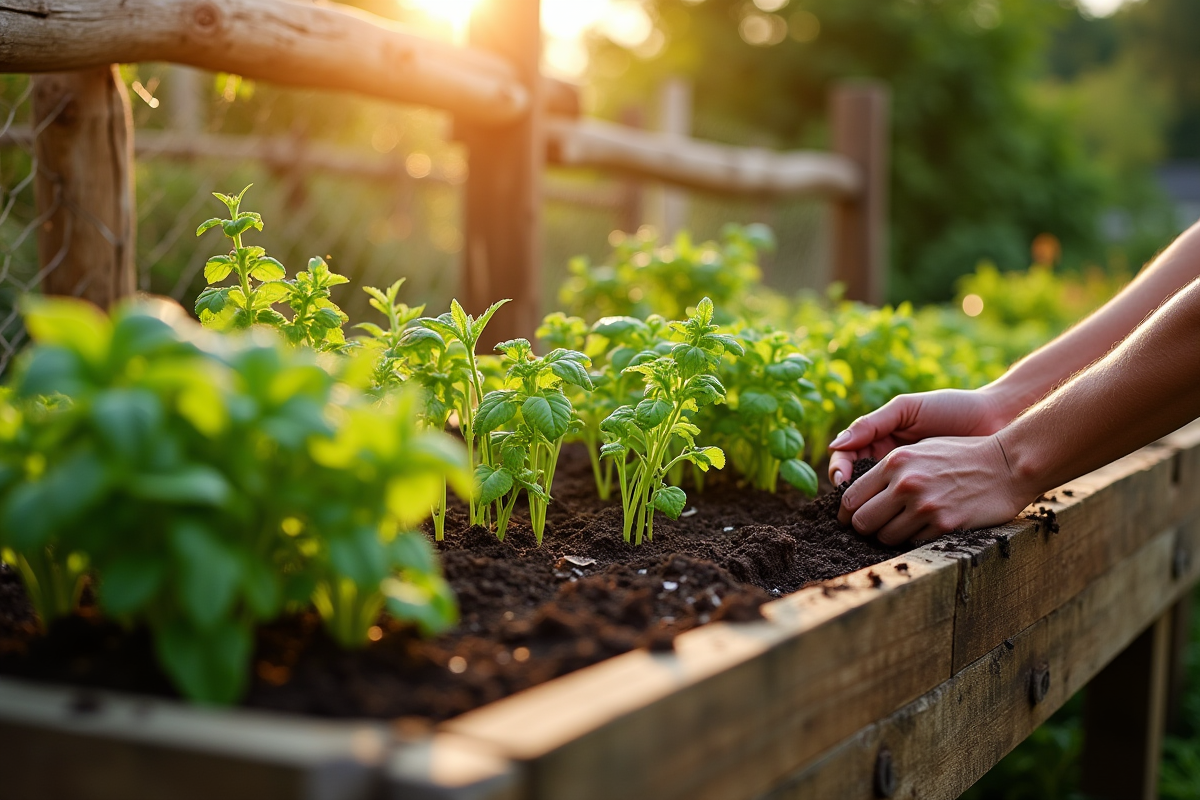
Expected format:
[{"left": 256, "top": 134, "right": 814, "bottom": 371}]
[
  {"left": 600, "top": 298, "right": 742, "bottom": 545},
  {"left": 0, "top": 297, "right": 467, "bottom": 704},
  {"left": 195, "top": 185, "right": 350, "bottom": 350}
]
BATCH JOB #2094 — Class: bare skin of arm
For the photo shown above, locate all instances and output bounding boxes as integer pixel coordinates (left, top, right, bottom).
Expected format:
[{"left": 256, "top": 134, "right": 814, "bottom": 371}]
[
  {"left": 828, "top": 220, "right": 1200, "bottom": 486},
  {"left": 835, "top": 276, "right": 1200, "bottom": 544}
]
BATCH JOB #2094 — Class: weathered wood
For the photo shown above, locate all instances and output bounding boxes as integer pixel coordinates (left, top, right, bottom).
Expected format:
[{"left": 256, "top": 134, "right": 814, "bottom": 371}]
[
  {"left": 1081, "top": 614, "right": 1172, "bottom": 800},
  {"left": 459, "top": 0, "right": 544, "bottom": 345},
  {"left": 761, "top": 515, "right": 1200, "bottom": 800},
  {"left": 830, "top": 81, "right": 889, "bottom": 305},
  {"left": 0, "top": 0, "right": 529, "bottom": 125},
  {"left": 617, "top": 105, "right": 646, "bottom": 233},
  {"left": 547, "top": 117, "right": 861, "bottom": 199},
  {"left": 0, "top": 677, "right": 518, "bottom": 800},
  {"left": 444, "top": 550, "right": 960, "bottom": 800},
  {"left": 32, "top": 65, "right": 136, "bottom": 306},
  {"left": 650, "top": 77, "right": 692, "bottom": 238},
  {"left": 952, "top": 424, "right": 1200, "bottom": 673}
]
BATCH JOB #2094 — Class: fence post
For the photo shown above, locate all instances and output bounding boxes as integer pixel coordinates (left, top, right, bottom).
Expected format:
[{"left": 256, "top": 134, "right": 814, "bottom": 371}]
[
  {"left": 1080, "top": 613, "right": 1172, "bottom": 800},
  {"left": 460, "top": 0, "right": 543, "bottom": 345},
  {"left": 650, "top": 77, "right": 692, "bottom": 240},
  {"left": 31, "top": 65, "right": 136, "bottom": 307},
  {"left": 830, "top": 81, "right": 889, "bottom": 305}
]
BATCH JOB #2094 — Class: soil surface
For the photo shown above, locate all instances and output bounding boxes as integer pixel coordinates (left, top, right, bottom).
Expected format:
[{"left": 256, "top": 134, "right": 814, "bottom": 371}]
[{"left": 0, "top": 448, "right": 905, "bottom": 722}]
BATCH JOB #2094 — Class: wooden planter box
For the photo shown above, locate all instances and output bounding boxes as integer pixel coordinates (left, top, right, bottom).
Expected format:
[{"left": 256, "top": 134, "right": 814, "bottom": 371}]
[{"left": 5, "top": 421, "right": 1200, "bottom": 800}]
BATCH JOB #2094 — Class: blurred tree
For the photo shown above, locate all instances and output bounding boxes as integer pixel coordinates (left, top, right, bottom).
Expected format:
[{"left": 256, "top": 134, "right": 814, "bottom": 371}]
[
  {"left": 1119, "top": 0, "right": 1200, "bottom": 160},
  {"left": 587, "top": 0, "right": 1110, "bottom": 303}
]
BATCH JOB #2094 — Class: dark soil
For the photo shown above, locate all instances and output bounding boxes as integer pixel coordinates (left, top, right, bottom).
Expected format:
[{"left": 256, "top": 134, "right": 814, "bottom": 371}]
[{"left": 0, "top": 448, "right": 900, "bottom": 722}]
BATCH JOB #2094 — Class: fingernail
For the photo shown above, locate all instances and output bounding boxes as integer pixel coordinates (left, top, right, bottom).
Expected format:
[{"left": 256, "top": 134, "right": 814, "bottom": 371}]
[
  {"left": 832, "top": 470, "right": 844, "bottom": 486},
  {"left": 830, "top": 429, "right": 852, "bottom": 448}
]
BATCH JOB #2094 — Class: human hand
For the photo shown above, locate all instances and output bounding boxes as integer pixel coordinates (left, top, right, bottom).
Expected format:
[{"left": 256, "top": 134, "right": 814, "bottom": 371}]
[
  {"left": 836, "top": 434, "right": 1035, "bottom": 546},
  {"left": 827, "top": 389, "right": 1012, "bottom": 486}
]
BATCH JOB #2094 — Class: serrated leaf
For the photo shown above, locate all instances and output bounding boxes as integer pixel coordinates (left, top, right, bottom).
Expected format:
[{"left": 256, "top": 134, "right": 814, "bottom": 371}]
[
  {"left": 249, "top": 256, "right": 285, "bottom": 281},
  {"left": 254, "top": 280, "right": 292, "bottom": 305},
  {"left": 522, "top": 392, "right": 572, "bottom": 440},
  {"left": 692, "top": 446, "right": 726, "bottom": 471},
  {"left": 768, "top": 426, "right": 805, "bottom": 460},
  {"left": 672, "top": 343, "right": 710, "bottom": 377},
  {"left": 635, "top": 398, "right": 671, "bottom": 429},
  {"left": 549, "top": 358, "right": 594, "bottom": 390},
  {"left": 652, "top": 485, "right": 687, "bottom": 519},
  {"left": 471, "top": 298, "right": 511, "bottom": 341},
  {"left": 449, "top": 299, "right": 471, "bottom": 341},
  {"left": 780, "top": 459, "right": 819, "bottom": 496},
  {"left": 476, "top": 390, "right": 519, "bottom": 433},
  {"left": 195, "top": 286, "right": 230, "bottom": 317},
  {"left": 475, "top": 463, "right": 514, "bottom": 505},
  {"left": 196, "top": 218, "right": 224, "bottom": 236},
  {"left": 204, "top": 255, "right": 235, "bottom": 283}
]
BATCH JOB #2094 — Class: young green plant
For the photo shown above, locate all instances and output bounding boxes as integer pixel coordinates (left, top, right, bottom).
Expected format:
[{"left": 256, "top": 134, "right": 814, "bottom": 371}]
[
  {"left": 600, "top": 298, "right": 742, "bottom": 545},
  {"left": 474, "top": 338, "right": 592, "bottom": 543}
]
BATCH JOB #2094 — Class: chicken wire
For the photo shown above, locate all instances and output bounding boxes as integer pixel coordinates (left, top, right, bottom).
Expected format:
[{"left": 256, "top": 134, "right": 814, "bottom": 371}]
[{"left": 0, "top": 65, "right": 829, "bottom": 375}]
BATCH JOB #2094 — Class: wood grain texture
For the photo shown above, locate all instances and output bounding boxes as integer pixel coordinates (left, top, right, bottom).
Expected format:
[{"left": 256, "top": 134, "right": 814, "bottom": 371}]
[
  {"left": 31, "top": 65, "right": 135, "bottom": 308},
  {"left": 0, "top": 0, "right": 528, "bottom": 125},
  {"left": 459, "top": 0, "right": 544, "bottom": 345},
  {"left": 547, "top": 117, "right": 861, "bottom": 198},
  {"left": 761, "top": 515, "right": 1200, "bottom": 800},
  {"left": 830, "top": 82, "right": 889, "bottom": 305},
  {"left": 444, "top": 550, "right": 960, "bottom": 800}
]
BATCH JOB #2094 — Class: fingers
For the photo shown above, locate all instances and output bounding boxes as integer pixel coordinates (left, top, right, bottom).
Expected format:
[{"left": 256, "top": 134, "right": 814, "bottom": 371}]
[
  {"left": 838, "top": 460, "right": 888, "bottom": 527},
  {"left": 849, "top": 487, "right": 908, "bottom": 537},
  {"left": 828, "top": 395, "right": 916, "bottom": 452},
  {"left": 829, "top": 450, "right": 856, "bottom": 486}
]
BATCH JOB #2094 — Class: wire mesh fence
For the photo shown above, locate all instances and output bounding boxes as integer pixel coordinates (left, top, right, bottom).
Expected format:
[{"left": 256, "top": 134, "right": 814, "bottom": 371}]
[{"left": 0, "top": 64, "right": 830, "bottom": 376}]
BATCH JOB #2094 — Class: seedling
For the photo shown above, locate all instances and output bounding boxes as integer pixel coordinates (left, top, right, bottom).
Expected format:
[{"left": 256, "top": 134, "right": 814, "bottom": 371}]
[
  {"left": 195, "top": 185, "right": 350, "bottom": 351},
  {"left": 474, "top": 338, "right": 593, "bottom": 543},
  {"left": 600, "top": 298, "right": 742, "bottom": 545}
]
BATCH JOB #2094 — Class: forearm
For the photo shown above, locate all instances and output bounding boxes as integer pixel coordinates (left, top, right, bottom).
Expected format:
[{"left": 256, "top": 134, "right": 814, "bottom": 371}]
[
  {"left": 998, "top": 277, "right": 1200, "bottom": 496},
  {"left": 982, "top": 221, "right": 1200, "bottom": 418}
]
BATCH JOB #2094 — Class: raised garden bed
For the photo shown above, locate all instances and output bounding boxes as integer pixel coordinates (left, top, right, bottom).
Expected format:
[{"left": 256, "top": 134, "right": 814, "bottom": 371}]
[{"left": 4, "top": 420, "right": 1199, "bottom": 800}]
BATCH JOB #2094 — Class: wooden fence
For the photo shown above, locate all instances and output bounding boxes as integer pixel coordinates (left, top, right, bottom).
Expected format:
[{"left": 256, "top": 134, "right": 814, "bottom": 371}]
[{"left": 0, "top": 0, "right": 889, "bottom": 344}]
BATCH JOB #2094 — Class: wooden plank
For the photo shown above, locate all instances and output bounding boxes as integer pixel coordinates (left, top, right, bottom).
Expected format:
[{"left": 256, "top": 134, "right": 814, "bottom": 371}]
[
  {"left": 0, "top": 0, "right": 529, "bottom": 126},
  {"left": 761, "top": 515, "right": 1200, "bottom": 800},
  {"left": 1080, "top": 614, "right": 1172, "bottom": 800},
  {"left": 830, "top": 81, "right": 889, "bottom": 305},
  {"left": 31, "top": 65, "right": 135, "bottom": 307},
  {"left": 951, "top": 425, "right": 1200, "bottom": 673},
  {"left": 443, "top": 550, "right": 960, "bottom": 800},
  {"left": 460, "top": 0, "right": 544, "bottom": 345},
  {"left": 547, "top": 117, "right": 861, "bottom": 199}
]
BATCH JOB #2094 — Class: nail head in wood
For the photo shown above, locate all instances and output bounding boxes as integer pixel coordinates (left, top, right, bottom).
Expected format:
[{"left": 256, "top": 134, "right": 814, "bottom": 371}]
[
  {"left": 873, "top": 746, "right": 896, "bottom": 798},
  {"left": 1030, "top": 662, "right": 1051, "bottom": 706}
]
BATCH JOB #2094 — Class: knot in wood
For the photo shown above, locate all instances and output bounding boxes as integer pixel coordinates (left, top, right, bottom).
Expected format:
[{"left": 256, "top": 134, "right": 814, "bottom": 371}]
[
  {"left": 873, "top": 747, "right": 896, "bottom": 798},
  {"left": 190, "top": 2, "right": 223, "bottom": 35},
  {"left": 1029, "top": 662, "right": 1051, "bottom": 705}
]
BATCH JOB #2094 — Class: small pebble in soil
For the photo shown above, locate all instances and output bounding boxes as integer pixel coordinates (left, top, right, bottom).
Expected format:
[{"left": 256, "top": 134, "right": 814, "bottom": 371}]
[
  {"left": 637, "top": 569, "right": 647, "bottom": 575},
  {"left": 680, "top": 507, "right": 698, "bottom": 518},
  {"left": 662, "top": 581, "right": 679, "bottom": 592},
  {"left": 448, "top": 656, "right": 467, "bottom": 674},
  {"left": 502, "top": 611, "right": 515, "bottom": 621},
  {"left": 367, "top": 626, "right": 383, "bottom": 642},
  {"left": 723, "top": 526, "right": 735, "bottom": 532},
  {"left": 561, "top": 555, "right": 597, "bottom": 567},
  {"left": 513, "top": 647, "right": 531, "bottom": 663}
]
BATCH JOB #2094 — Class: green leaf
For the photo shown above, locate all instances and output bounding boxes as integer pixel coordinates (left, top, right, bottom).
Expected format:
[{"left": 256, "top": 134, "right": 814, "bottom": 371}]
[
  {"left": 170, "top": 522, "right": 243, "bottom": 629},
  {"left": 600, "top": 442, "right": 627, "bottom": 460},
  {"left": 710, "top": 333, "right": 745, "bottom": 356},
  {"left": 476, "top": 390, "right": 519, "bottom": 433},
  {"left": 329, "top": 525, "right": 388, "bottom": 586},
  {"left": 156, "top": 620, "right": 251, "bottom": 704},
  {"left": 780, "top": 459, "right": 819, "bottom": 497},
  {"left": 240, "top": 555, "right": 282, "bottom": 619},
  {"left": 91, "top": 388, "right": 163, "bottom": 460},
  {"left": 222, "top": 216, "right": 259, "bottom": 238},
  {"left": 522, "top": 392, "right": 572, "bottom": 440},
  {"left": 694, "top": 297, "right": 715, "bottom": 326},
  {"left": 249, "top": 256, "right": 286, "bottom": 281},
  {"left": 204, "top": 255, "right": 235, "bottom": 283},
  {"left": 672, "top": 343, "right": 710, "bottom": 377},
  {"left": 691, "top": 446, "right": 726, "bottom": 471},
  {"left": 781, "top": 395, "right": 806, "bottom": 424},
  {"left": 196, "top": 218, "right": 224, "bottom": 236},
  {"left": 449, "top": 299, "right": 471, "bottom": 341},
  {"left": 21, "top": 296, "right": 112, "bottom": 364},
  {"left": 310, "top": 306, "right": 344, "bottom": 330},
  {"left": 475, "top": 463, "right": 513, "bottom": 505},
  {"left": 471, "top": 298, "right": 511, "bottom": 341},
  {"left": 766, "top": 359, "right": 809, "bottom": 382},
  {"left": 98, "top": 555, "right": 165, "bottom": 616},
  {"left": 768, "top": 427, "right": 805, "bottom": 460},
  {"left": 738, "top": 390, "right": 778, "bottom": 416},
  {"left": 132, "top": 465, "right": 231, "bottom": 507},
  {"left": 195, "top": 286, "right": 230, "bottom": 317},
  {"left": 391, "top": 531, "right": 437, "bottom": 574},
  {"left": 635, "top": 398, "right": 671, "bottom": 429},
  {"left": 592, "top": 316, "right": 648, "bottom": 340},
  {"left": 4, "top": 449, "right": 109, "bottom": 550},
  {"left": 383, "top": 573, "right": 458, "bottom": 636},
  {"left": 549, "top": 358, "right": 594, "bottom": 390},
  {"left": 652, "top": 485, "right": 687, "bottom": 519}
]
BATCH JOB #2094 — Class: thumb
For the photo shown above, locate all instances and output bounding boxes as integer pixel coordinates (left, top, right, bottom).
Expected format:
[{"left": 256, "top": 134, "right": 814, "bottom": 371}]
[{"left": 828, "top": 397, "right": 912, "bottom": 451}]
